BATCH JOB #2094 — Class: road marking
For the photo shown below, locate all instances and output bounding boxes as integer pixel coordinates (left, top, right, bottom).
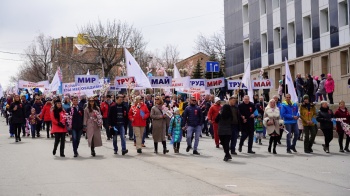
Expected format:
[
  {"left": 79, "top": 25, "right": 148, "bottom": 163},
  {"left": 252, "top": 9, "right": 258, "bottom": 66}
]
[{"left": 225, "top": 185, "right": 237, "bottom": 187}]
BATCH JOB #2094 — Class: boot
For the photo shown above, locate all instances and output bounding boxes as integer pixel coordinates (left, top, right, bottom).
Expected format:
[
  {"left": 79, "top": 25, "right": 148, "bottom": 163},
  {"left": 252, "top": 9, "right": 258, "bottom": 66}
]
[
  {"left": 268, "top": 137, "right": 273, "bottom": 153},
  {"left": 162, "top": 141, "right": 169, "bottom": 154},
  {"left": 91, "top": 147, "right": 96, "bottom": 156},
  {"left": 259, "top": 139, "right": 262, "bottom": 145},
  {"left": 154, "top": 142, "right": 158, "bottom": 154}
]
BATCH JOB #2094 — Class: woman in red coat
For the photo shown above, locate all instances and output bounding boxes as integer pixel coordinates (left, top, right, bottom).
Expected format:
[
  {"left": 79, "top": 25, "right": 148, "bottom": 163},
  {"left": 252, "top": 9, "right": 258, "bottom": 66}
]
[
  {"left": 334, "top": 100, "right": 350, "bottom": 152},
  {"left": 40, "top": 98, "right": 53, "bottom": 138},
  {"left": 50, "top": 99, "right": 67, "bottom": 157},
  {"left": 128, "top": 96, "right": 149, "bottom": 153}
]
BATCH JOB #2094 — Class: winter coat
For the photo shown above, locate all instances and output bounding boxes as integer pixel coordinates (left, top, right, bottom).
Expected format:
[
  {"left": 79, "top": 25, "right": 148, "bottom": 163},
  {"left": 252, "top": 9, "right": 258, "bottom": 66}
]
[
  {"left": 334, "top": 107, "right": 350, "bottom": 133},
  {"left": 108, "top": 103, "right": 127, "bottom": 127},
  {"left": 78, "top": 99, "right": 87, "bottom": 109},
  {"left": 313, "top": 79, "right": 318, "bottom": 95},
  {"left": 295, "top": 77, "right": 305, "bottom": 91},
  {"left": 9, "top": 101, "right": 26, "bottom": 124},
  {"left": 83, "top": 107, "right": 102, "bottom": 147},
  {"left": 238, "top": 102, "right": 256, "bottom": 132},
  {"left": 150, "top": 105, "right": 167, "bottom": 142},
  {"left": 22, "top": 100, "right": 31, "bottom": 118},
  {"left": 50, "top": 110, "right": 67, "bottom": 134},
  {"left": 316, "top": 78, "right": 326, "bottom": 94},
  {"left": 263, "top": 106, "right": 283, "bottom": 135},
  {"left": 304, "top": 78, "right": 314, "bottom": 96},
  {"left": 40, "top": 102, "right": 52, "bottom": 121},
  {"left": 281, "top": 101, "right": 299, "bottom": 124},
  {"left": 168, "top": 115, "right": 183, "bottom": 143},
  {"left": 128, "top": 103, "right": 150, "bottom": 127},
  {"left": 100, "top": 101, "right": 112, "bottom": 119},
  {"left": 207, "top": 104, "right": 221, "bottom": 124},
  {"left": 66, "top": 105, "right": 84, "bottom": 131},
  {"left": 182, "top": 104, "right": 203, "bottom": 127},
  {"left": 324, "top": 78, "right": 335, "bottom": 93},
  {"left": 32, "top": 102, "right": 43, "bottom": 115},
  {"left": 316, "top": 106, "right": 334, "bottom": 130},
  {"left": 299, "top": 103, "right": 317, "bottom": 126},
  {"left": 215, "top": 113, "right": 233, "bottom": 136},
  {"left": 62, "top": 103, "right": 71, "bottom": 111}
]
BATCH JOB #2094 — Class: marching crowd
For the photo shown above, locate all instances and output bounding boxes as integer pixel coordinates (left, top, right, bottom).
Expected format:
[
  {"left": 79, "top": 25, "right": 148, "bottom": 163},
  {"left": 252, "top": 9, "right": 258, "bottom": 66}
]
[{"left": 1, "top": 75, "right": 350, "bottom": 162}]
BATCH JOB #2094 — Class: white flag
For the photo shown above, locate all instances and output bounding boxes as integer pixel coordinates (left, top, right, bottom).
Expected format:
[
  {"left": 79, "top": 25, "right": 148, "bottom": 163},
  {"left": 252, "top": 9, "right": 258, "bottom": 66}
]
[
  {"left": 285, "top": 57, "right": 298, "bottom": 103},
  {"left": 0, "top": 84, "right": 3, "bottom": 98},
  {"left": 49, "top": 67, "right": 62, "bottom": 92},
  {"left": 173, "top": 64, "right": 181, "bottom": 79},
  {"left": 241, "top": 61, "right": 254, "bottom": 102},
  {"left": 125, "top": 48, "right": 152, "bottom": 88}
]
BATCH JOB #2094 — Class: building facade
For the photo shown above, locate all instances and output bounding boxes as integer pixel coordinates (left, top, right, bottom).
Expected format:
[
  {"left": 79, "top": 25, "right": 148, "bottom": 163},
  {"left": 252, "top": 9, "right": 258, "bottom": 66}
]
[{"left": 225, "top": 0, "right": 350, "bottom": 102}]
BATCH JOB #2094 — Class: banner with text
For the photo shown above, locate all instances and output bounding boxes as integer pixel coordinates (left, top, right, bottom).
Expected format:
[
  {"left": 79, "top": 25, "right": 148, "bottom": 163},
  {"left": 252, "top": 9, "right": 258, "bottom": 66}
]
[
  {"left": 18, "top": 80, "right": 49, "bottom": 89},
  {"left": 114, "top": 76, "right": 136, "bottom": 88},
  {"left": 206, "top": 78, "right": 225, "bottom": 89},
  {"left": 227, "top": 79, "right": 274, "bottom": 90},
  {"left": 171, "top": 76, "right": 190, "bottom": 88},
  {"left": 177, "top": 87, "right": 210, "bottom": 95},
  {"left": 189, "top": 79, "right": 206, "bottom": 89},
  {"left": 149, "top": 76, "right": 172, "bottom": 88},
  {"left": 75, "top": 75, "right": 99, "bottom": 86},
  {"left": 62, "top": 82, "right": 103, "bottom": 94}
]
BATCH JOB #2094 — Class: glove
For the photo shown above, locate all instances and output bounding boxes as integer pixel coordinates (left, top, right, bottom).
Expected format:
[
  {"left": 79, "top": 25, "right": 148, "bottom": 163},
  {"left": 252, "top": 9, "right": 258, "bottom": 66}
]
[{"left": 58, "top": 122, "right": 65, "bottom": 128}]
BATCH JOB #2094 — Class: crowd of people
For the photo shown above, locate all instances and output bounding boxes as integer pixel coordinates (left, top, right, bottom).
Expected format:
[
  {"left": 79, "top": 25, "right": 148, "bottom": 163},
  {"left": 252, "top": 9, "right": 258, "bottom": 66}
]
[{"left": 1, "top": 78, "right": 349, "bottom": 161}]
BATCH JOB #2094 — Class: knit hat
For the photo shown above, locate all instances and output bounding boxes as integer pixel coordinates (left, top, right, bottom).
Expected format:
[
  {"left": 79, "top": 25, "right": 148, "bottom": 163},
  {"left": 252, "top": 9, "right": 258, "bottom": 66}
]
[
  {"left": 279, "top": 80, "right": 283, "bottom": 84},
  {"left": 214, "top": 97, "right": 221, "bottom": 103},
  {"left": 303, "top": 94, "right": 309, "bottom": 100},
  {"left": 327, "top": 73, "right": 332, "bottom": 78},
  {"left": 321, "top": 73, "right": 325, "bottom": 78}
]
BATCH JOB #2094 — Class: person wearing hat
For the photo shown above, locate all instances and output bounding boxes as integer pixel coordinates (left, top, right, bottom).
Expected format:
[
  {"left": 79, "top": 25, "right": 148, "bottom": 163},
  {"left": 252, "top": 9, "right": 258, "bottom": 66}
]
[
  {"left": 84, "top": 97, "right": 103, "bottom": 156},
  {"left": 324, "top": 73, "right": 335, "bottom": 104},
  {"left": 316, "top": 74, "right": 327, "bottom": 102},
  {"left": 168, "top": 108, "right": 183, "bottom": 153},
  {"left": 207, "top": 97, "right": 222, "bottom": 148},
  {"left": 40, "top": 97, "right": 53, "bottom": 138},
  {"left": 299, "top": 94, "right": 317, "bottom": 153},
  {"left": 50, "top": 99, "right": 67, "bottom": 157}
]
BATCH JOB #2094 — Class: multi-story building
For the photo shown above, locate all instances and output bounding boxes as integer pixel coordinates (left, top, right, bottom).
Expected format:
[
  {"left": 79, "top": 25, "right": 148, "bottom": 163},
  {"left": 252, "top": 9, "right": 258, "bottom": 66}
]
[{"left": 225, "top": 0, "right": 350, "bottom": 102}]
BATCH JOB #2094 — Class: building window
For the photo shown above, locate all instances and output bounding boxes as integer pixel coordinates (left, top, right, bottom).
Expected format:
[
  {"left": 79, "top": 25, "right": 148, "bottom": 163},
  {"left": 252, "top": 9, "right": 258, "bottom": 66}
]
[
  {"left": 339, "top": 0, "right": 349, "bottom": 27},
  {"left": 304, "top": 60, "right": 311, "bottom": 75},
  {"left": 244, "top": 39, "right": 250, "bottom": 59},
  {"left": 288, "top": 22, "right": 295, "bottom": 44},
  {"left": 261, "top": 33, "right": 267, "bottom": 54},
  {"left": 260, "top": 0, "right": 267, "bottom": 15},
  {"left": 320, "top": 8, "right": 329, "bottom": 34},
  {"left": 274, "top": 27, "right": 281, "bottom": 49},
  {"left": 340, "top": 50, "right": 350, "bottom": 75},
  {"left": 243, "top": 4, "right": 249, "bottom": 24},
  {"left": 321, "top": 56, "right": 329, "bottom": 74},
  {"left": 303, "top": 16, "right": 312, "bottom": 39},
  {"left": 272, "top": 0, "right": 280, "bottom": 10}
]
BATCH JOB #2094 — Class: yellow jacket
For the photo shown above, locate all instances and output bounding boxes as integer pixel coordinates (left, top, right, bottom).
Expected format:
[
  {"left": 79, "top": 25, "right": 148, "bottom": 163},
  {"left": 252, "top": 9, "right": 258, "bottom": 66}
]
[{"left": 299, "top": 103, "right": 317, "bottom": 126}]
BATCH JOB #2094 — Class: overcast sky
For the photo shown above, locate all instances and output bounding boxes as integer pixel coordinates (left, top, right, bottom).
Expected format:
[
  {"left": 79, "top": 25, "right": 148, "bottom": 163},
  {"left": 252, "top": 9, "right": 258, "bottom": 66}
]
[{"left": 0, "top": 0, "right": 224, "bottom": 88}]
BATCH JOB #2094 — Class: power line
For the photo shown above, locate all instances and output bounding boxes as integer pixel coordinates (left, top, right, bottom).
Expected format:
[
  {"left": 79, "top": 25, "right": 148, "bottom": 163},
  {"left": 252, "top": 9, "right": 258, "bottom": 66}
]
[
  {"left": 141, "top": 11, "right": 223, "bottom": 28},
  {"left": 0, "top": 57, "right": 24, "bottom": 62},
  {"left": 0, "top": 50, "right": 27, "bottom": 55}
]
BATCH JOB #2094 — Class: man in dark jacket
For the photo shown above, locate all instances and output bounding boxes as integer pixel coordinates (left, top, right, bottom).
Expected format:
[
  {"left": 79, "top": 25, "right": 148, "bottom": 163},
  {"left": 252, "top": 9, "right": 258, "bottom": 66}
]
[
  {"left": 109, "top": 95, "right": 128, "bottom": 155},
  {"left": 66, "top": 96, "right": 84, "bottom": 157},
  {"left": 21, "top": 95, "right": 32, "bottom": 136},
  {"left": 228, "top": 96, "right": 240, "bottom": 155},
  {"left": 304, "top": 74, "right": 314, "bottom": 102},
  {"left": 182, "top": 97, "right": 203, "bottom": 155},
  {"left": 200, "top": 95, "right": 212, "bottom": 136},
  {"left": 238, "top": 95, "right": 256, "bottom": 154},
  {"left": 295, "top": 73, "right": 305, "bottom": 103},
  {"left": 145, "top": 94, "right": 154, "bottom": 137}
]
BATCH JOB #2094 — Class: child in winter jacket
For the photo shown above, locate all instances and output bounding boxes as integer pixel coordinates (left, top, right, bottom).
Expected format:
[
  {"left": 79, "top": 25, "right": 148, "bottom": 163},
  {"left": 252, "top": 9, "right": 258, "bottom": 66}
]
[
  {"left": 28, "top": 108, "right": 39, "bottom": 138},
  {"left": 168, "top": 108, "right": 183, "bottom": 153},
  {"left": 255, "top": 114, "right": 264, "bottom": 145}
]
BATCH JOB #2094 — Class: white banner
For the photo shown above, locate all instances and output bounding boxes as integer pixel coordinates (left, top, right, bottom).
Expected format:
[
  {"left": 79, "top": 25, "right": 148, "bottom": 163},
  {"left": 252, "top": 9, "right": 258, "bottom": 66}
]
[
  {"left": 18, "top": 80, "right": 49, "bottom": 89},
  {"left": 177, "top": 87, "right": 210, "bottom": 94},
  {"left": 149, "top": 76, "right": 172, "bottom": 88},
  {"left": 171, "top": 76, "right": 190, "bottom": 88},
  {"left": 189, "top": 79, "right": 206, "bottom": 89},
  {"left": 114, "top": 76, "right": 135, "bottom": 88},
  {"left": 62, "top": 82, "right": 102, "bottom": 94},
  {"left": 49, "top": 67, "right": 62, "bottom": 92},
  {"left": 206, "top": 78, "right": 225, "bottom": 89},
  {"left": 227, "top": 79, "right": 274, "bottom": 90},
  {"left": 75, "top": 75, "right": 99, "bottom": 86},
  {"left": 125, "top": 48, "right": 152, "bottom": 88}
]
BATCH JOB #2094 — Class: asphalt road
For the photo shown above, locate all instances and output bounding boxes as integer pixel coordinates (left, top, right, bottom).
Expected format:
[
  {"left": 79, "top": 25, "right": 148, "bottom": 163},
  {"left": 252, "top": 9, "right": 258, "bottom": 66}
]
[{"left": 0, "top": 117, "right": 349, "bottom": 196}]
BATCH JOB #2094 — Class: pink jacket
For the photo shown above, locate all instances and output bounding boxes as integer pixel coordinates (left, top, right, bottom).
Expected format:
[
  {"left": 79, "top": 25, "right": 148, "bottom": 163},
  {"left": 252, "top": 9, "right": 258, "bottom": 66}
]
[{"left": 324, "top": 78, "right": 334, "bottom": 93}]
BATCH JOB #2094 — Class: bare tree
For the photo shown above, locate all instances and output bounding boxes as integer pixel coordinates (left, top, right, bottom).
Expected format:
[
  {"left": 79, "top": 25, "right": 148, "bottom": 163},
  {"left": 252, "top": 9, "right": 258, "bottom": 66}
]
[
  {"left": 195, "top": 28, "right": 225, "bottom": 60},
  {"left": 61, "top": 20, "right": 148, "bottom": 78},
  {"left": 13, "top": 34, "right": 55, "bottom": 82},
  {"left": 161, "top": 44, "right": 180, "bottom": 68}
]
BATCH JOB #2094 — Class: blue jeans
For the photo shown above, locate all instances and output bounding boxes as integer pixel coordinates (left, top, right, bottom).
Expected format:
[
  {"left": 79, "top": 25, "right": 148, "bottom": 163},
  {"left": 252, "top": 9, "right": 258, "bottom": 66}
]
[
  {"left": 285, "top": 123, "right": 299, "bottom": 150},
  {"left": 30, "top": 124, "right": 36, "bottom": 137},
  {"left": 297, "top": 89, "right": 304, "bottom": 103},
  {"left": 113, "top": 125, "right": 126, "bottom": 152},
  {"left": 71, "top": 129, "right": 83, "bottom": 153},
  {"left": 186, "top": 125, "right": 201, "bottom": 151},
  {"left": 315, "top": 93, "right": 327, "bottom": 102},
  {"left": 230, "top": 125, "right": 239, "bottom": 152}
]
